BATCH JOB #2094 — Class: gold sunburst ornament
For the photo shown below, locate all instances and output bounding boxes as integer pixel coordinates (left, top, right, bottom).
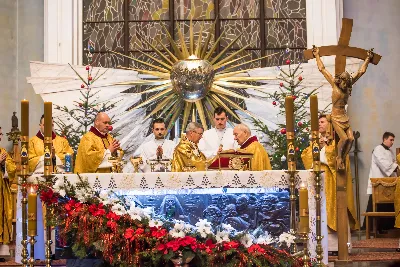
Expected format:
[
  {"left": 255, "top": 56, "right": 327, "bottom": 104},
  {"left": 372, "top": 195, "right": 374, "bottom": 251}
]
[{"left": 112, "top": 20, "right": 278, "bottom": 133}]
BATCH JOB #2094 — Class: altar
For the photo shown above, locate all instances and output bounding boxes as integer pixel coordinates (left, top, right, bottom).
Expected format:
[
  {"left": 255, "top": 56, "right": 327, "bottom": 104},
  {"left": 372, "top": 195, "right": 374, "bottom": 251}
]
[{"left": 15, "top": 170, "right": 328, "bottom": 265}]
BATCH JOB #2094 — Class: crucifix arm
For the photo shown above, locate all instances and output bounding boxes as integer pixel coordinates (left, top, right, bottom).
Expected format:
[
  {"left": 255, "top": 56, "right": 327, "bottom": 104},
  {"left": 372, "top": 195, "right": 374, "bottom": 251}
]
[
  {"left": 352, "top": 52, "right": 373, "bottom": 83},
  {"left": 315, "top": 53, "right": 334, "bottom": 86}
]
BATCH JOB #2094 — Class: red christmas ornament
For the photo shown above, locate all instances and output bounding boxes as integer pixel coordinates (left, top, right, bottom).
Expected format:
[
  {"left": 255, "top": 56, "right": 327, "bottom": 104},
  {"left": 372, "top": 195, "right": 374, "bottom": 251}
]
[
  {"left": 295, "top": 147, "right": 300, "bottom": 152},
  {"left": 81, "top": 84, "right": 85, "bottom": 88},
  {"left": 272, "top": 101, "right": 277, "bottom": 106},
  {"left": 298, "top": 76, "right": 303, "bottom": 81},
  {"left": 292, "top": 95, "right": 297, "bottom": 100},
  {"left": 306, "top": 127, "right": 309, "bottom": 131},
  {"left": 297, "top": 121, "right": 303, "bottom": 127},
  {"left": 108, "top": 125, "right": 113, "bottom": 131},
  {"left": 279, "top": 82, "right": 284, "bottom": 87},
  {"left": 286, "top": 59, "right": 291, "bottom": 65},
  {"left": 280, "top": 128, "right": 286, "bottom": 134},
  {"left": 78, "top": 103, "right": 83, "bottom": 107},
  {"left": 88, "top": 76, "right": 93, "bottom": 81},
  {"left": 86, "top": 65, "right": 90, "bottom": 71}
]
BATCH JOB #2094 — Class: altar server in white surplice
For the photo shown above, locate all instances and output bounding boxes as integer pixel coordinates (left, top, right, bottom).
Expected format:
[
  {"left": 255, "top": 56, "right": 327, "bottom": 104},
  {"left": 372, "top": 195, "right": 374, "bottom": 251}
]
[
  {"left": 198, "top": 107, "right": 238, "bottom": 159},
  {"left": 135, "top": 118, "right": 176, "bottom": 172},
  {"left": 367, "top": 132, "right": 399, "bottom": 194}
]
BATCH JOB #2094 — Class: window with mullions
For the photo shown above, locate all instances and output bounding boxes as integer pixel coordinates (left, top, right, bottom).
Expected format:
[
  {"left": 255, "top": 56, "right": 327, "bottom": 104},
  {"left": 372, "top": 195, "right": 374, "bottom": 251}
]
[{"left": 83, "top": 0, "right": 306, "bottom": 69}]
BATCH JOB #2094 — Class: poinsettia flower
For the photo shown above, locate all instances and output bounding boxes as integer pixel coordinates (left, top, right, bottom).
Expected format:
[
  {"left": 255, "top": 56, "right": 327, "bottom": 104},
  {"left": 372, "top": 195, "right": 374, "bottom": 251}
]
[
  {"left": 111, "top": 203, "right": 126, "bottom": 216},
  {"left": 195, "top": 219, "right": 212, "bottom": 238},
  {"left": 150, "top": 227, "right": 167, "bottom": 239},
  {"left": 106, "top": 211, "right": 121, "bottom": 221},
  {"left": 106, "top": 220, "right": 117, "bottom": 231},
  {"left": 222, "top": 241, "right": 240, "bottom": 251},
  {"left": 149, "top": 219, "right": 163, "bottom": 228},
  {"left": 256, "top": 234, "right": 275, "bottom": 245},
  {"left": 40, "top": 188, "right": 58, "bottom": 205},
  {"left": 240, "top": 233, "right": 254, "bottom": 248},
  {"left": 248, "top": 244, "right": 266, "bottom": 255},
  {"left": 215, "top": 231, "right": 230, "bottom": 243},
  {"left": 124, "top": 228, "right": 135, "bottom": 241}
]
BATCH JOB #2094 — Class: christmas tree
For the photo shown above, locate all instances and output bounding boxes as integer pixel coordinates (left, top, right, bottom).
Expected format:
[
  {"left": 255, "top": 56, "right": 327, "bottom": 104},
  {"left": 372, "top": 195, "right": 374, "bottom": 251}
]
[
  {"left": 54, "top": 41, "right": 119, "bottom": 152},
  {"left": 252, "top": 51, "right": 326, "bottom": 170}
]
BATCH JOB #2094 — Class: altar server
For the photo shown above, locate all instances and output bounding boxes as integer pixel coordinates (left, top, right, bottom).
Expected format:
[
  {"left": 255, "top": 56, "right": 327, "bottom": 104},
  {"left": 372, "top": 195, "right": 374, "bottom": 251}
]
[
  {"left": 233, "top": 123, "right": 271, "bottom": 171},
  {"left": 29, "top": 115, "right": 74, "bottom": 173},
  {"left": 171, "top": 122, "right": 207, "bottom": 172},
  {"left": 199, "top": 107, "right": 237, "bottom": 158},
  {"left": 135, "top": 118, "right": 176, "bottom": 172},
  {"left": 75, "top": 112, "right": 121, "bottom": 173}
]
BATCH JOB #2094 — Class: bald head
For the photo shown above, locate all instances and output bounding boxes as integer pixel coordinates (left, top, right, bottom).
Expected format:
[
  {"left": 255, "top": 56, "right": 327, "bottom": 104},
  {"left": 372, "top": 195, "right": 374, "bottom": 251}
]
[
  {"left": 233, "top": 123, "right": 251, "bottom": 145},
  {"left": 94, "top": 112, "right": 111, "bottom": 134}
]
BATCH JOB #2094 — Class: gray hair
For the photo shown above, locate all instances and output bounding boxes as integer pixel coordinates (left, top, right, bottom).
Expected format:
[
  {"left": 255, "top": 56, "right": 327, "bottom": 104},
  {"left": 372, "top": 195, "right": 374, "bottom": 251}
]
[
  {"left": 235, "top": 123, "right": 251, "bottom": 135},
  {"left": 185, "top": 122, "right": 203, "bottom": 133}
]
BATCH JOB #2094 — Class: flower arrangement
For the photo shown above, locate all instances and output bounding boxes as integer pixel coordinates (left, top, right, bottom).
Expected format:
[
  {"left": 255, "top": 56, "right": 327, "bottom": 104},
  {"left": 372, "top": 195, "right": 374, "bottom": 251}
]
[{"left": 36, "top": 175, "right": 305, "bottom": 266}]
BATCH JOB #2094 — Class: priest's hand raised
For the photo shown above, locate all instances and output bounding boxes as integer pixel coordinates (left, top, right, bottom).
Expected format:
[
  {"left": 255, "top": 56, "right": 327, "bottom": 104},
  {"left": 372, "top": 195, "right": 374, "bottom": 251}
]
[{"left": 108, "top": 139, "right": 121, "bottom": 153}]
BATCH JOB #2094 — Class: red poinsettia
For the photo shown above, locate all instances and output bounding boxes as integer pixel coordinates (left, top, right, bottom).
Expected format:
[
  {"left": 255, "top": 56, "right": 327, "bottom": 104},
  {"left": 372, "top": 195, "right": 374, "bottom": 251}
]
[
  {"left": 40, "top": 188, "right": 58, "bottom": 205},
  {"left": 106, "top": 220, "right": 117, "bottom": 231},
  {"left": 88, "top": 203, "right": 106, "bottom": 217},
  {"left": 124, "top": 228, "right": 145, "bottom": 242},
  {"left": 248, "top": 244, "right": 266, "bottom": 255},
  {"left": 64, "top": 199, "right": 83, "bottom": 216},
  {"left": 222, "top": 241, "right": 240, "bottom": 251},
  {"left": 197, "top": 239, "right": 216, "bottom": 254},
  {"left": 106, "top": 211, "right": 120, "bottom": 221},
  {"left": 157, "top": 236, "right": 198, "bottom": 254},
  {"left": 150, "top": 227, "right": 167, "bottom": 239}
]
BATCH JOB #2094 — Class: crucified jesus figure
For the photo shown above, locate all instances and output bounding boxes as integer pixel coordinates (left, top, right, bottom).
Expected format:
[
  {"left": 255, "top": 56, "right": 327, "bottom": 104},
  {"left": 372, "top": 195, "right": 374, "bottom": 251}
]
[{"left": 312, "top": 45, "right": 374, "bottom": 170}]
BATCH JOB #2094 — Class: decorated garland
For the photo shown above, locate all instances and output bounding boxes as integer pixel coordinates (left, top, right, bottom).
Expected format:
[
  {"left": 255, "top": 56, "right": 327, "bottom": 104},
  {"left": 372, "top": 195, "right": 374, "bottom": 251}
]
[{"left": 35, "top": 176, "right": 305, "bottom": 266}]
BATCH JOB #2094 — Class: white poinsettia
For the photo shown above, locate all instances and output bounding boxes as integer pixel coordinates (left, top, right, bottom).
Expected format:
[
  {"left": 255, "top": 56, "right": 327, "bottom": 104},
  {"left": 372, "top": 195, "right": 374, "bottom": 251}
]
[
  {"left": 142, "top": 207, "right": 153, "bottom": 219},
  {"left": 256, "top": 234, "right": 275, "bottom": 245},
  {"left": 53, "top": 178, "right": 64, "bottom": 193},
  {"left": 215, "top": 231, "right": 230, "bottom": 243},
  {"left": 149, "top": 219, "right": 163, "bottom": 228},
  {"left": 169, "top": 228, "right": 186, "bottom": 238},
  {"left": 195, "top": 219, "right": 212, "bottom": 238},
  {"left": 240, "top": 233, "right": 254, "bottom": 248},
  {"left": 278, "top": 231, "right": 296, "bottom": 247},
  {"left": 112, "top": 203, "right": 126, "bottom": 216},
  {"left": 58, "top": 189, "right": 66, "bottom": 197}
]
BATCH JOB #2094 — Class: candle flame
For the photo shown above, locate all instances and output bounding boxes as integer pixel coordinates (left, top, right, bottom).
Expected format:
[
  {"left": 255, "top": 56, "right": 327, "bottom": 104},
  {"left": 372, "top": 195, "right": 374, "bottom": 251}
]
[
  {"left": 300, "top": 182, "right": 307, "bottom": 189},
  {"left": 187, "top": 54, "right": 198, "bottom": 60},
  {"left": 30, "top": 186, "right": 35, "bottom": 194}
]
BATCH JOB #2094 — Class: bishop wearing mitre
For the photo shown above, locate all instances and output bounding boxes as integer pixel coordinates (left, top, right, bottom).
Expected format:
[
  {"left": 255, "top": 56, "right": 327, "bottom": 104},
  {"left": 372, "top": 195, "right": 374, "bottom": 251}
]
[
  {"left": 29, "top": 115, "right": 74, "bottom": 173},
  {"left": 171, "top": 122, "right": 207, "bottom": 172},
  {"left": 233, "top": 123, "right": 272, "bottom": 171},
  {"left": 0, "top": 126, "right": 16, "bottom": 244},
  {"left": 75, "top": 112, "right": 121, "bottom": 173}
]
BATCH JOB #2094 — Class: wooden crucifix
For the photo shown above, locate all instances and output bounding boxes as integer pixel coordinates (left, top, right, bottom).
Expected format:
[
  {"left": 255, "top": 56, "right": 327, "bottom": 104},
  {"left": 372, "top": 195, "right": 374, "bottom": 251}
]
[{"left": 304, "top": 18, "right": 382, "bottom": 262}]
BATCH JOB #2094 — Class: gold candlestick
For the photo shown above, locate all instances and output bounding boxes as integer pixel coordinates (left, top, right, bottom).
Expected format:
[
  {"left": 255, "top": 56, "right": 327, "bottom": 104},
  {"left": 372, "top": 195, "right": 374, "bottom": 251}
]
[
  {"left": 285, "top": 96, "right": 298, "bottom": 254},
  {"left": 20, "top": 99, "right": 30, "bottom": 266},
  {"left": 310, "top": 94, "right": 324, "bottom": 266},
  {"left": 299, "top": 232, "right": 310, "bottom": 267},
  {"left": 28, "top": 187, "right": 37, "bottom": 237},
  {"left": 28, "top": 235, "right": 36, "bottom": 267}
]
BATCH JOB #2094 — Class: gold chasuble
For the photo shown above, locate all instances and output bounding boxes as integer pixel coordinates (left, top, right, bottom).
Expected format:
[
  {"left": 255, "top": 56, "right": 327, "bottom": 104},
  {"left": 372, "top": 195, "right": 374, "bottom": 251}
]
[
  {"left": 0, "top": 147, "right": 16, "bottom": 244},
  {"left": 75, "top": 126, "right": 115, "bottom": 173},
  {"left": 236, "top": 136, "right": 271, "bottom": 171},
  {"left": 28, "top": 131, "right": 74, "bottom": 172},
  {"left": 301, "top": 143, "right": 359, "bottom": 231},
  {"left": 171, "top": 139, "right": 207, "bottom": 172}
]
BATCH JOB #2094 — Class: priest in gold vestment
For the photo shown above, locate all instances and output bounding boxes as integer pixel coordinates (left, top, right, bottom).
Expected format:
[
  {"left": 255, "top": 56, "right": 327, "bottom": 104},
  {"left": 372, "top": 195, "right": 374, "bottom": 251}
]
[
  {"left": 75, "top": 112, "right": 121, "bottom": 173},
  {"left": 0, "top": 127, "right": 16, "bottom": 244},
  {"left": 233, "top": 124, "right": 271, "bottom": 171},
  {"left": 29, "top": 115, "right": 74, "bottom": 173},
  {"left": 171, "top": 122, "right": 207, "bottom": 172},
  {"left": 301, "top": 115, "right": 359, "bottom": 233}
]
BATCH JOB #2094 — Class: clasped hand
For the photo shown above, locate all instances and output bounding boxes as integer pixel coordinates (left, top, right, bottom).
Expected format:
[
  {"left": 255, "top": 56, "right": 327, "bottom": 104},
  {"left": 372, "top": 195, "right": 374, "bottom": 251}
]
[{"left": 108, "top": 139, "right": 121, "bottom": 153}]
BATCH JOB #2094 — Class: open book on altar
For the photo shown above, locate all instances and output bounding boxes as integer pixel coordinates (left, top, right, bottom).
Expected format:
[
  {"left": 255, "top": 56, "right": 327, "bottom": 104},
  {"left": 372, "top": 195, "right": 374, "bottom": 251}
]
[{"left": 208, "top": 150, "right": 254, "bottom": 170}]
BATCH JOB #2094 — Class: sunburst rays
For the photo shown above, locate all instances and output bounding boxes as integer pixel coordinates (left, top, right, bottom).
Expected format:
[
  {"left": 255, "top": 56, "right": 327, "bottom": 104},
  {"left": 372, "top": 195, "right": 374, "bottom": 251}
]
[{"left": 112, "top": 19, "right": 278, "bottom": 133}]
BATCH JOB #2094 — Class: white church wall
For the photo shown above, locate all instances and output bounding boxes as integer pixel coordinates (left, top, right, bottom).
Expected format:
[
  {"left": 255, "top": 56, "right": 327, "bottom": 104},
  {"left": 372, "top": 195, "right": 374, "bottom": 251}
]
[
  {"left": 0, "top": 0, "right": 44, "bottom": 150},
  {"left": 344, "top": 0, "right": 400, "bottom": 225}
]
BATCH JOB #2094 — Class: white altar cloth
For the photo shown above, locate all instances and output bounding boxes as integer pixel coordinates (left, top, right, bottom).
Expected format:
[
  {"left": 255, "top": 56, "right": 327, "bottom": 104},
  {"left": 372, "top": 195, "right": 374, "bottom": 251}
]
[{"left": 15, "top": 170, "right": 328, "bottom": 264}]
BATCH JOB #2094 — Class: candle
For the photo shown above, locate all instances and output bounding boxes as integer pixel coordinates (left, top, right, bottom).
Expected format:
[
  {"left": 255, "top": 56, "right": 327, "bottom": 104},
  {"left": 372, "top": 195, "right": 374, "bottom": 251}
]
[
  {"left": 44, "top": 102, "right": 53, "bottom": 137},
  {"left": 28, "top": 186, "right": 37, "bottom": 236},
  {"left": 285, "top": 96, "right": 294, "bottom": 132},
  {"left": 310, "top": 95, "right": 318, "bottom": 131},
  {"left": 21, "top": 100, "right": 29, "bottom": 136},
  {"left": 299, "top": 182, "right": 309, "bottom": 233}
]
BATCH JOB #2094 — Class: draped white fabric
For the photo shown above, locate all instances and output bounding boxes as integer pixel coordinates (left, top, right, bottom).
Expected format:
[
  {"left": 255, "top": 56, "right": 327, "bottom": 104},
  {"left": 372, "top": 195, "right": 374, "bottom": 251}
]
[{"left": 15, "top": 170, "right": 328, "bottom": 264}]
